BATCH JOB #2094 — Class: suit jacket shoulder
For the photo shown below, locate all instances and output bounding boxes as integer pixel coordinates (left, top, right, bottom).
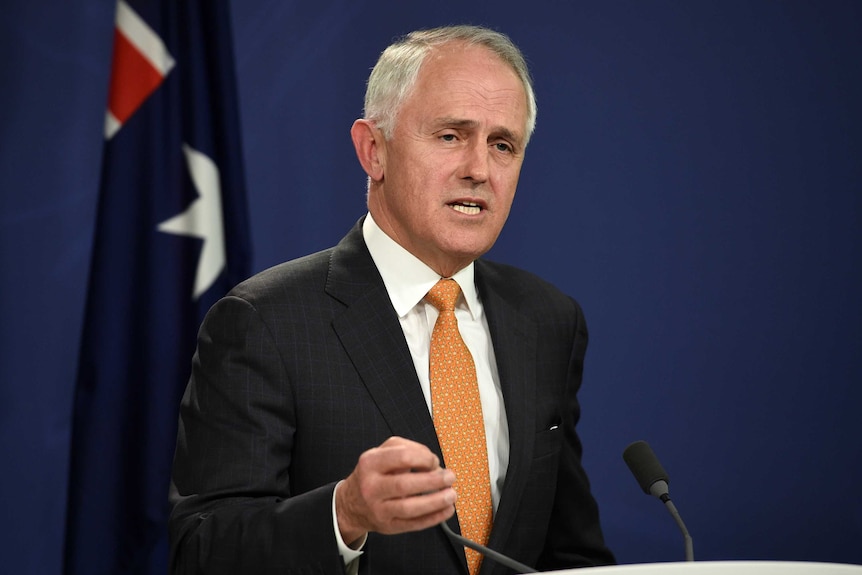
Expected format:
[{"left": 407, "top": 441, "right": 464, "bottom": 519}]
[{"left": 476, "top": 258, "right": 584, "bottom": 317}]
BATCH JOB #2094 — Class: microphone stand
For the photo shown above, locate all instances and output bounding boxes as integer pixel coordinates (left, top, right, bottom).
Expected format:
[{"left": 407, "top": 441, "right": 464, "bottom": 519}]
[
  {"left": 658, "top": 492, "right": 694, "bottom": 562},
  {"left": 440, "top": 521, "right": 537, "bottom": 573}
]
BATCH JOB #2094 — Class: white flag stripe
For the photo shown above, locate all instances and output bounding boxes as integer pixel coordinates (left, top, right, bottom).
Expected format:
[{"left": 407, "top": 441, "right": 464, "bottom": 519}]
[
  {"left": 104, "top": 111, "right": 121, "bottom": 140},
  {"left": 115, "top": 0, "right": 176, "bottom": 77}
]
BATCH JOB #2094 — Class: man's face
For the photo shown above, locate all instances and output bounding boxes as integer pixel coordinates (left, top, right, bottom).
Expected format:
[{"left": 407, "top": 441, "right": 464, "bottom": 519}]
[{"left": 370, "top": 42, "right": 528, "bottom": 277}]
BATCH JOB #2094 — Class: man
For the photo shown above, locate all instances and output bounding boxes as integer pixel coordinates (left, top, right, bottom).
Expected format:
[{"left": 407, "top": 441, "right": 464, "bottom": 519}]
[{"left": 170, "top": 25, "right": 615, "bottom": 574}]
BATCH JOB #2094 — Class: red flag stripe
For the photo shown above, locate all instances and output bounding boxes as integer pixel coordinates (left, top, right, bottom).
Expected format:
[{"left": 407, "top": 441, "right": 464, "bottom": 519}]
[
  {"left": 106, "top": 29, "right": 164, "bottom": 126},
  {"left": 104, "top": 0, "right": 175, "bottom": 139}
]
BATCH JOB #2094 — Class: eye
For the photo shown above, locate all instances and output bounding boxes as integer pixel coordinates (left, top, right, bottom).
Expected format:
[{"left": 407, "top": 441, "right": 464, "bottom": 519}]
[
  {"left": 494, "top": 142, "right": 513, "bottom": 153},
  {"left": 440, "top": 133, "right": 458, "bottom": 142}
]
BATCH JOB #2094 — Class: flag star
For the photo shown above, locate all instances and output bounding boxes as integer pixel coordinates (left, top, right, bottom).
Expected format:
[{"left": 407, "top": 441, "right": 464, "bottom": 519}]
[{"left": 157, "top": 143, "right": 225, "bottom": 299}]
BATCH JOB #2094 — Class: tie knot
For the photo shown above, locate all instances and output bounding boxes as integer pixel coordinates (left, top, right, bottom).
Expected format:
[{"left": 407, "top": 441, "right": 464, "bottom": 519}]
[{"left": 425, "top": 278, "right": 461, "bottom": 312}]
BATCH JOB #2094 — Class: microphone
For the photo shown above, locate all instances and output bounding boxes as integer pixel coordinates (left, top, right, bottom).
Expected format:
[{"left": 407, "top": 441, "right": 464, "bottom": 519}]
[
  {"left": 440, "top": 521, "right": 537, "bottom": 573},
  {"left": 623, "top": 440, "right": 694, "bottom": 561}
]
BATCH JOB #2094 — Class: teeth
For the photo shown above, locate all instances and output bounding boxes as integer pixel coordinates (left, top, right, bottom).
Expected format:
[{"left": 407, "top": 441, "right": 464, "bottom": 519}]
[{"left": 452, "top": 203, "right": 481, "bottom": 215}]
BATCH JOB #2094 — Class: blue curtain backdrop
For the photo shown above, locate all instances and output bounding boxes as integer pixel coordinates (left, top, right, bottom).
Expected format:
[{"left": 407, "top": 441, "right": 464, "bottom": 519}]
[{"left": 1, "top": 1, "right": 860, "bottom": 574}]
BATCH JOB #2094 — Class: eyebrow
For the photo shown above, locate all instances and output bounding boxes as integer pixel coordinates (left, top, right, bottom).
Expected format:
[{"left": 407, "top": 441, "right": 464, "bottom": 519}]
[{"left": 433, "top": 117, "right": 523, "bottom": 146}]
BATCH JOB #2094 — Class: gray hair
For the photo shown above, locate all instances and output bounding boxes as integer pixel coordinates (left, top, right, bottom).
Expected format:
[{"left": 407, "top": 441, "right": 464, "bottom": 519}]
[{"left": 363, "top": 25, "right": 537, "bottom": 145}]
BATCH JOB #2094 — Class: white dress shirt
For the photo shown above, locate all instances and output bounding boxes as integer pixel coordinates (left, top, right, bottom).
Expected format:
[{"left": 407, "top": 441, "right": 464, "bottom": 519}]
[{"left": 332, "top": 214, "right": 510, "bottom": 569}]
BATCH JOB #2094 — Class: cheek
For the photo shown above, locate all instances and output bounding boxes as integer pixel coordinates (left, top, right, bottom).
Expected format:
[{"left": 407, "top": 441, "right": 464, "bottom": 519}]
[{"left": 493, "top": 173, "right": 520, "bottom": 208}]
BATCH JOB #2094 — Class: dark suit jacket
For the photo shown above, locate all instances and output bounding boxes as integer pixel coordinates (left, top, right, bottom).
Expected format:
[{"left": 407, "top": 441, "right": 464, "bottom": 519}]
[{"left": 169, "top": 219, "right": 615, "bottom": 574}]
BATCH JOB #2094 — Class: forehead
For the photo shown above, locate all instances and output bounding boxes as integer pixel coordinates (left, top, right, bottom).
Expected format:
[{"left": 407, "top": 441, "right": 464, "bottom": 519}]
[{"left": 404, "top": 42, "right": 528, "bottom": 138}]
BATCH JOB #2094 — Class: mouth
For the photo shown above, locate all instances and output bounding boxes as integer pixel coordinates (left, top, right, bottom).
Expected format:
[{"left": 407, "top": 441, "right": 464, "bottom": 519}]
[{"left": 448, "top": 201, "right": 483, "bottom": 215}]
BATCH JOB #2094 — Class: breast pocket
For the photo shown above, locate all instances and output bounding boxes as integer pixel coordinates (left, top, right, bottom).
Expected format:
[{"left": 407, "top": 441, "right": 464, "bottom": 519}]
[{"left": 533, "top": 424, "right": 563, "bottom": 461}]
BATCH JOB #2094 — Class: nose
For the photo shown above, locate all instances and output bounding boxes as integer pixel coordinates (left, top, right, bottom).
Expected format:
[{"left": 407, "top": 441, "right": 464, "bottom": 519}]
[{"left": 461, "top": 140, "right": 489, "bottom": 184}]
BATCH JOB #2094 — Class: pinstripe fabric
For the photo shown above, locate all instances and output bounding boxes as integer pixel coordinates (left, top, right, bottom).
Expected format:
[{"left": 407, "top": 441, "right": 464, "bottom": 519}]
[{"left": 169, "top": 219, "right": 616, "bottom": 574}]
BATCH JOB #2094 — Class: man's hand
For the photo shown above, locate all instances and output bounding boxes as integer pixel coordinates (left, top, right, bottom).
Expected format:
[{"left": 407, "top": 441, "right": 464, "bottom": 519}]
[{"left": 336, "top": 436, "right": 457, "bottom": 546}]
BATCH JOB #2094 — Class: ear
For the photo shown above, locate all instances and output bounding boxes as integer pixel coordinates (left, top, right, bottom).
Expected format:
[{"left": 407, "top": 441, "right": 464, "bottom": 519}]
[{"left": 350, "top": 119, "right": 385, "bottom": 181}]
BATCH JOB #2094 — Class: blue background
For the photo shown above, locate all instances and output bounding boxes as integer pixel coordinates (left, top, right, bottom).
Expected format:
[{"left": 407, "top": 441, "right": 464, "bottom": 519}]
[{"left": 1, "top": 1, "right": 860, "bottom": 573}]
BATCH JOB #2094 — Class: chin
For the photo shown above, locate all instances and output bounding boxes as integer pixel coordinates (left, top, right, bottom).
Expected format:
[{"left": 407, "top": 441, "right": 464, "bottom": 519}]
[
  {"left": 433, "top": 226, "right": 500, "bottom": 262},
  {"left": 445, "top": 241, "right": 493, "bottom": 262}
]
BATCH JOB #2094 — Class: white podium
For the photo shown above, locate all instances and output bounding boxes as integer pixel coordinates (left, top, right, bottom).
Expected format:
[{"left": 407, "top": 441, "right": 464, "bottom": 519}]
[{"left": 541, "top": 562, "right": 862, "bottom": 575}]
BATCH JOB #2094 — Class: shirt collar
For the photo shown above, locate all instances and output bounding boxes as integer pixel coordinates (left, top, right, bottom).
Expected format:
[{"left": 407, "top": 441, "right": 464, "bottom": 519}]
[{"left": 363, "top": 213, "right": 478, "bottom": 319}]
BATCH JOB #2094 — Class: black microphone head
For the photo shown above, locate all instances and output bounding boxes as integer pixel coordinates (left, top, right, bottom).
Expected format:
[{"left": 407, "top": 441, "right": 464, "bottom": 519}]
[{"left": 623, "top": 440, "right": 670, "bottom": 495}]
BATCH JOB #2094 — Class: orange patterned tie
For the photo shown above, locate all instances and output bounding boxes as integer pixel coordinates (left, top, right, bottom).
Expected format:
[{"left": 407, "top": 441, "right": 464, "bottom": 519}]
[{"left": 425, "top": 278, "right": 492, "bottom": 575}]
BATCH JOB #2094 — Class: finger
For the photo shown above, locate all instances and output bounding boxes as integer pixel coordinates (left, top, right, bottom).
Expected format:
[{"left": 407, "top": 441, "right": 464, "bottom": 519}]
[
  {"left": 376, "top": 487, "right": 458, "bottom": 534},
  {"left": 380, "top": 437, "right": 440, "bottom": 470},
  {"left": 361, "top": 439, "right": 440, "bottom": 476},
  {"left": 355, "top": 464, "right": 452, "bottom": 505},
  {"left": 390, "top": 467, "right": 455, "bottom": 499},
  {"left": 393, "top": 484, "right": 457, "bottom": 518}
]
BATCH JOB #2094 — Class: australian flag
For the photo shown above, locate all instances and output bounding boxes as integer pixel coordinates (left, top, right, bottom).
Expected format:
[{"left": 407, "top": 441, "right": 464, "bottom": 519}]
[{"left": 65, "top": 1, "right": 251, "bottom": 573}]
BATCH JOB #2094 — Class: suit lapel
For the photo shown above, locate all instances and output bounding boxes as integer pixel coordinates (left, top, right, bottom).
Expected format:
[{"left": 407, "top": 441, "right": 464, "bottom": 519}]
[
  {"left": 326, "top": 221, "right": 442, "bottom": 457},
  {"left": 475, "top": 262, "right": 539, "bottom": 563}
]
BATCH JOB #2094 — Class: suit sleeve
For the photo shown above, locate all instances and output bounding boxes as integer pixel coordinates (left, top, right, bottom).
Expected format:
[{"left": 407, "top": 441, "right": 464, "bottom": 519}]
[
  {"left": 536, "top": 300, "right": 616, "bottom": 570},
  {"left": 169, "top": 294, "right": 346, "bottom": 575}
]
